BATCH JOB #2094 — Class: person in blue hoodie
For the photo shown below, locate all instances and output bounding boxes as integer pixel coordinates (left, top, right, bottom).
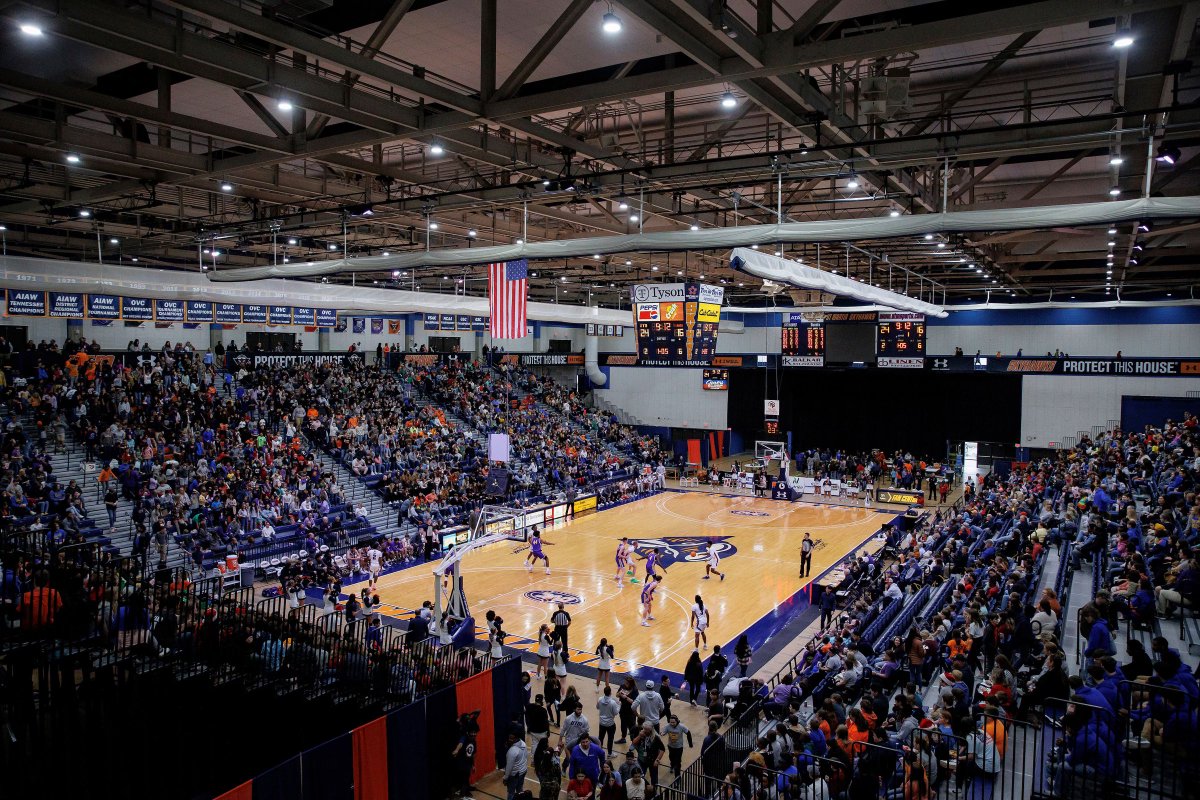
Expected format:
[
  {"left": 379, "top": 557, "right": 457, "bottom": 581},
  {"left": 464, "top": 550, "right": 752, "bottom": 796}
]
[{"left": 1082, "top": 608, "right": 1113, "bottom": 669}]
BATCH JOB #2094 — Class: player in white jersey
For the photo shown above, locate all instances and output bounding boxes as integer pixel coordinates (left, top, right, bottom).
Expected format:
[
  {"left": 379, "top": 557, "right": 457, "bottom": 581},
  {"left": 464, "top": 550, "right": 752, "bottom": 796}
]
[
  {"left": 367, "top": 544, "right": 384, "bottom": 587},
  {"left": 614, "top": 537, "right": 633, "bottom": 586},
  {"left": 690, "top": 594, "right": 713, "bottom": 649},
  {"left": 703, "top": 542, "right": 726, "bottom": 581}
]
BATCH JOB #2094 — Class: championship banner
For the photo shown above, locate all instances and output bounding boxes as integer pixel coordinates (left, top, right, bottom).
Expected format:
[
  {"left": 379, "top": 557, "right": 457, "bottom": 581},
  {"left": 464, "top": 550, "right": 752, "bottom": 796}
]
[
  {"left": 86, "top": 294, "right": 121, "bottom": 319},
  {"left": 371, "top": 318, "right": 383, "bottom": 334},
  {"left": 423, "top": 313, "right": 439, "bottom": 330},
  {"left": 48, "top": 292, "right": 84, "bottom": 317},
  {"left": 388, "top": 320, "right": 401, "bottom": 335},
  {"left": 154, "top": 299, "right": 185, "bottom": 322},
  {"left": 185, "top": 300, "right": 214, "bottom": 322},
  {"left": 242, "top": 304, "right": 267, "bottom": 324},
  {"left": 6, "top": 289, "right": 46, "bottom": 316}
]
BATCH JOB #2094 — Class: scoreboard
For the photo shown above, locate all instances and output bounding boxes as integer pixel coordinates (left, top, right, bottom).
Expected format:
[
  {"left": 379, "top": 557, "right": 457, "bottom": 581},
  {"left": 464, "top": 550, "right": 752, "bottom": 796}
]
[
  {"left": 876, "top": 312, "right": 926, "bottom": 368},
  {"left": 631, "top": 282, "right": 723, "bottom": 366},
  {"left": 780, "top": 312, "right": 825, "bottom": 366},
  {"left": 702, "top": 368, "right": 729, "bottom": 390}
]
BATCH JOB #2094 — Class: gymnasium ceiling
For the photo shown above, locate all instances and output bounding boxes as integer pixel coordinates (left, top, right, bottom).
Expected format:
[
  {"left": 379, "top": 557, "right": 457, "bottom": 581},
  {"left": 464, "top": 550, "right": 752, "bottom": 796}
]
[{"left": 0, "top": 0, "right": 1197, "bottom": 307}]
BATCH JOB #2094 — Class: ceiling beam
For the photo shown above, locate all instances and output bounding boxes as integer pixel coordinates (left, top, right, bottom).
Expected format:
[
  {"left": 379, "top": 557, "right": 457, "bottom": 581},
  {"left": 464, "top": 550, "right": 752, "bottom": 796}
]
[
  {"left": 306, "top": 0, "right": 420, "bottom": 140},
  {"left": 237, "top": 91, "right": 291, "bottom": 139},
  {"left": 950, "top": 157, "right": 1009, "bottom": 202},
  {"left": 495, "top": 0, "right": 592, "bottom": 102},
  {"left": 903, "top": 31, "right": 1040, "bottom": 138},
  {"left": 788, "top": 0, "right": 844, "bottom": 42},
  {"left": 1019, "top": 150, "right": 1095, "bottom": 202}
]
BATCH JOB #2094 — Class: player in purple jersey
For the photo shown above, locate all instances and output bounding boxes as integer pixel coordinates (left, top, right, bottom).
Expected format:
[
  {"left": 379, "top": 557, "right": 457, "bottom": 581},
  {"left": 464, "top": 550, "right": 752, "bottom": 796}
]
[
  {"left": 639, "top": 547, "right": 662, "bottom": 581},
  {"left": 640, "top": 574, "right": 661, "bottom": 626},
  {"left": 525, "top": 528, "right": 551, "bottom": 575}
]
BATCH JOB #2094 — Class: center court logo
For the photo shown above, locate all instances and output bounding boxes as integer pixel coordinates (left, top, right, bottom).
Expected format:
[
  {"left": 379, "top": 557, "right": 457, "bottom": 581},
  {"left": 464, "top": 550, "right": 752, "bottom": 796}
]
[
  {"left": 729, "top": 510, "right": 771, "bottom": 517},
  {"left": 524, "top": 590, "right": 582, "bottom": 605},
  {"left": 630, "top": 536, "right": 737, "bottom": 567}
]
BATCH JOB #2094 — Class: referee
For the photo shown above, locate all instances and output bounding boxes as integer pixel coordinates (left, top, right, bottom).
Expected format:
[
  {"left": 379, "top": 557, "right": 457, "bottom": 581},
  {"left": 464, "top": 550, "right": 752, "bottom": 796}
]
[
  {"left": 799, "top": 532, "right": 814, "bottom": 577},
  {"left": 551, "top": 602, "right": 572, "bottom": 660}
]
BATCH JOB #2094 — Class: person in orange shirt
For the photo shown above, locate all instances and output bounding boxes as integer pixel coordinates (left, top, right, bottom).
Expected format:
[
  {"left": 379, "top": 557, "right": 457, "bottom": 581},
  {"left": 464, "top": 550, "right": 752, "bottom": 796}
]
[
  {"left": 20, "top": 570, "right": 63, "bottom": 630},
  {"left": 981, "top": 703, "right": 1007, "bottom": 756},
  {"left": 846, "top": 707, "right": 871, "bottom": 751},
  {"left": 946, "top": 630, "right": 972, "bottom": 660}
]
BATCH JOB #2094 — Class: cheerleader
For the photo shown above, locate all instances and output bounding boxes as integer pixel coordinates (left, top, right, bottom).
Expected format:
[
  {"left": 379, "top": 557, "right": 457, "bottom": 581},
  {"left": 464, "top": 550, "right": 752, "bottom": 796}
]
[
  {"left": 489, "top": 618, "right": 506, "bottom": 659},
  {"left": 594, "top": 638, "right": 614, "bottom": 688},
  {"left": 536, "top": 623, "right": 554, "bottom": 677}
]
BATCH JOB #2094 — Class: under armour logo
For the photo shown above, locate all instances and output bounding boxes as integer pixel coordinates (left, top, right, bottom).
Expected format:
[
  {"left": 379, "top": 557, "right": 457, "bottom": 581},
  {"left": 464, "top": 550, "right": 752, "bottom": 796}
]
[{"left": 932, "top": 358, "right": 949, "bottom": 369}]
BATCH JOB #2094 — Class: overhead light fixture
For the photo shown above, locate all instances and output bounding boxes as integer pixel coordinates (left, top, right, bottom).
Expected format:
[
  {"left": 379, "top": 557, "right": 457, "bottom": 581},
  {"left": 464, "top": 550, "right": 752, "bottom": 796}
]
[
  {"left": 1107, "top": 227, "right": 1117, "bottom": 234},
  {"left": 288, "top": 238, "right": 298, "bottom": 245},
  {"left": 1107, "top": 240, "right": 1116, "bottom": 247},
  {"left": 212, "top": 250, "right": 221, "bottom": 256},
  {"left": 651, "top": 266, "right": 659, "bottom": 271},
  {"left": 18, "top": 23, "right": 43, "bottom": 37},
  {"left": 1112, "top": 31, "right": 1134, "bottom": 48},
  {"left": 283, "top": 257, "right": 289, "bottom": 263},
  {"left": 1109, "top": 155, "right": 1124, "bottom": 166},
  {"left": 109, "top": 237, "right": 118, "bottom": 244},
  {"left": 924, "top": 233, "right": 934, "bottom": 241},
  {"left": 1109, "top": 187, "right": 1121, "bottom": 196},
  {"left": 131, "top": 257, "right": 138, "bottom": 262},
  {"left": 1133, "top": 240, "right": 1143, "bottom": 251},
  {"left": 542, "top": 179, "right": 551, "bottom": 187},
  {"left": 429, "top": 141, "right": 445, "bottom": 156},
  {"left": 1129, "top": 257, "right": 1138, "bottom": 265},
  {"left": 975, "top": 268, "right": 983, "bottom": 273},
  {"left": 593, "top": 254, "right": 601, "bottom": 259},
  {"left": 468, "top": 229, "right": 477, "bottom": 238},
  {"left": 625, "top": 260, "right": 632, "bottom": 265},
  {"left": 78, "top": 209, "right": 90, "bottom": 217},
  {"left": 936, "top": 242, "right": 945, "bottom": 249},
  {"left": 328, "top": 243, "right": 338, "bottom": 250},
  {"left": 774, "top": 250, "right": 782, "bottom": 256},
  {"left": 66, "top": 153, "right": 80, "bottom": 164},
  {"left": 889, "top": 209, "right": 900, "bottom": 217},
  {"left": 847, "top": 177, "right": 859, "bottom": 190},
  {"left": 383, "top": 251, "right": 391, "bottom": 257},
  {"left": 751, "top": 244, "right": 759, "bottom": 249},
  {"left": 515, "top": 238, "right": 523, "bottom": 244},
  {"left": 602, "top": 9, "right": 622, "bottom": 34},
  {"left": 617, "top": 199, "right": 629, "bottom": 211},
  {"left": 1138, "top": 221, "right": 1151, "bottom": 232},
  {"left": 277, "top": 99, "right": 293, "bottom": 112},
  {"left": 0, "top": 225, "right": 6, "bottom": 231},
  {"left": 699, "top": 274, "right": 706, "bottom": 279},
  {"left": 203, "top": 248, "right": 210, "bottom": 255},
  {"left": 628, "top": 214, "right": 639, "bottom": 222},
  {"left": 720, "top": 90, "right": 738, "bottom": 109},
  {"left": 1155, "top": 143, "right": 1181, "bottom": 165},
  {"left": 428, "top": 221, "right": 438, "bottom": 230},
  {"left": 220, "top": 181, "right": 233, "bottom": 192}
]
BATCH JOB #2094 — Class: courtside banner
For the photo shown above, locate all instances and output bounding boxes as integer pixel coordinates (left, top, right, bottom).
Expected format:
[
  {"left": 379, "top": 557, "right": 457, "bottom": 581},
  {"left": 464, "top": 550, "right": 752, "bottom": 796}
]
[
  {"left": 928, "top": 355, "right": 1200, "bottom": 377},
  {"left": 232, "top": 352, "right": 367, "bottom": 370},
  {"left": 519, "top": 354, "right": 583, "bottom": 366}
]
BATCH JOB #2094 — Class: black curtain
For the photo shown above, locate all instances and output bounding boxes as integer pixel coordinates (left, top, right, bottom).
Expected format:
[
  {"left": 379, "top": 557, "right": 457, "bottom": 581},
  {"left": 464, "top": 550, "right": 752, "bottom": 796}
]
[{"left": 728, "top": 368, "right": 1022, "bottom": 458}]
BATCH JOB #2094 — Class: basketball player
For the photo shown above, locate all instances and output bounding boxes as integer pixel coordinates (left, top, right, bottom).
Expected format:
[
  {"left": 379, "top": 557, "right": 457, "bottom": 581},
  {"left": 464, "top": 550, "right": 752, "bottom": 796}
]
[
  {"left": 799, "top": 532, "right": 814, "bottom": 578},
  {"left": 640, "top": 547, "right": 662, "bottom": 581},
  {"left": 367, "top": 541, "right": 384, "bottom": 588},
  {"left": 640, "top": 573, "right": 660, "bottom": 626},
  {"left": 614, "top": 537, "right": 633, "bottom": 586},
  {"left": 690, "top": 594, "right": 712, "bottom": 649},
  {"left": 525, "top": 527, "right": 551, "bottom": 575},
  {"left": 703, "top": 542, "right": 725, "bottom": 581}
]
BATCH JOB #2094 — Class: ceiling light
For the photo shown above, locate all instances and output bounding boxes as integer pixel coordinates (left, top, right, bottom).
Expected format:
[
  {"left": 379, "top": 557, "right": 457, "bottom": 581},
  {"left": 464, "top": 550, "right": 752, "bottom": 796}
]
[
  {"left": 1109, "top": 187, "right": 1121, "bottom": 196},
  {"left": 628, "top": 214, "right": 639, "bottom": 222},
  {"left": 1133, "top": 241, "right": 1143, "bottom": 251},
  {"left": 1107, "top": 227, "right": 1117, "bottom": 234},
  {"left": 277, "top": 99, "right": 293, "bottom": 111},
  {"left": 1129, "top": 258, "right": 1138, "bottom": 265},
  {"left": 131, "top": 257, "right": 138, "bottom": 262},
  {"left": 602, "top": 10, "right": 622, "bottom": 34},
  {"left": 0, "top": 225, "right": 6, "bottom": 231},
  {"left": 1109, "top": 155, "right": 1124, "bottom": 166},
  {"left": 847, "top": 178, "right": 859, "bottom": 190},
  {"left": 78, "top": 209, "right": 90, "bottom": 217},
  {"left": 19, "top": 23, "right": 43, "bottom": 37},
  {"left": 889, "top": 209, "right": 900, "bottom": 217},
  {"left": 109, "top": 237, "right": 118, "bottom": 244},
  {"left": 651, "top": 266, "right": 658, "bottom": 271},
  {"left": 468, "top": 229, "right": 477, "bottom": 238},
  {"left": 593, "top": 254, "right": 601, "bottom": 259},
  {"left": 617, "top": 200, "right": 629, "bottom": 211},
  {"left": 288, "top": 238, "right": 298, "bottom": 245},
  {"left": 975, "top": 268, "right": 983, "bottom": 273},
  {"left": 625, "top": 260, "right": 632, "bottom": 265},
  {"left": 751, "top": 244, "right": 759, "bottom": 249},
  {"left": 774, "top": 250, "right": 782, "bottom": 256},
  {"left": 220, "top": 182, "right": 233, "bottom": 192},
  {"left": 699, "top": 274, "right": 706, "bottom": 279},
  {"left": 720, "top": 91, "right": 738, "bottom": 109},
  {"left": 924, "top": 234, "right": 934, "bottom": 241},
  {"left": 429, "top": 141, "right": 445, "bottom": 156},
  {"left": 676, "top": 270, "right": 683, "bottom": 275},
  {"left": 1166, "top": 292, "right": 1172, "bottom": 297},
  {"left": 203, "top": 249, "right": 210, "bottom": 255},
  {"left": 936, "top": 242, "right": 945, "bottom": 249},
  {"left": 66, "top": 154, "right": 80, "bottom": 164},
  {"left": 212, "top": 250, "right": 220, "bottom": 256},
  {"left": 428, "top": 221, "right": 438, "bottom": 230},
  {"left": 1155, "top": 143, "right": 1181, "bottom": 165},
  {"left": 283, "top": 257, "right": 289, "bottom": 263},
  {"left": 690, "top": 223, "right": 699, "bottom": 231},
  {"left": 328, "top": 243, "right": 337, "bottom": 250},
  {"left": 1112, "top": 32, "right": 1134, "bottom": 48},
  {"left": 1107, "top": 240, "right": 1116, "bottom": 247},
  {"left": 542, "top": 179, "right": 551, "bottom": 187},
  {"left": 515, "top": 238, "right": 523, "bottom": 244}
]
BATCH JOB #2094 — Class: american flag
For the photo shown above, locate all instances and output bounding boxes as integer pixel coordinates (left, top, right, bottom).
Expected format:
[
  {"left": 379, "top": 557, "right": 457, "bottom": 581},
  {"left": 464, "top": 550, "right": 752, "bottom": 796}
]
[{"left": 488, "top": 259, "right": 528, "bottom": 339}]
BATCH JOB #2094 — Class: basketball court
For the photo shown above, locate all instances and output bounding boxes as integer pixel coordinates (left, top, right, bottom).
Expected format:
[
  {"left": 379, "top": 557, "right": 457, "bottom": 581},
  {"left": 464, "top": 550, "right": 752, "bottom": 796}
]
[{"left": 369, "top": 490, "right": 894, "bottom": 680}]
